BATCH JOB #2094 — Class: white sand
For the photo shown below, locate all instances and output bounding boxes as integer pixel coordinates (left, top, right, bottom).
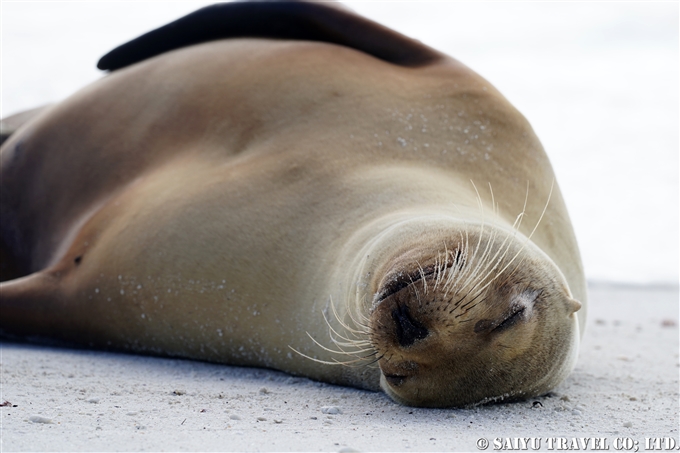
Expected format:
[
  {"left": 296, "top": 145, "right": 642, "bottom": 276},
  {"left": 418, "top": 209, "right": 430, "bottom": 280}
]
[{"left": 1, "top": 283, "right": 677, "bottom": 452}]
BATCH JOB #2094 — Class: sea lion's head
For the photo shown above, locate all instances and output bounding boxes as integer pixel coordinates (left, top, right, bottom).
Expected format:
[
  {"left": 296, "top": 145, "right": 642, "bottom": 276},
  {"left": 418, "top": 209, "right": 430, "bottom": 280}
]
[{"left": 368, "top": 225, "right": 581, "bottom": 408}]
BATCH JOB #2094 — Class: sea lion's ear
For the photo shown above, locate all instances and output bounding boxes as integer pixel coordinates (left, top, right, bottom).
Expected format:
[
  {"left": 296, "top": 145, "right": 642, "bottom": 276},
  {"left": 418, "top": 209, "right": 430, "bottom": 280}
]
[
  {"left": 568, "top": 298, "right": 582, "bottom": 313},
  {"left": 97, "top": 1, "right": 442, "bottom": 72}
]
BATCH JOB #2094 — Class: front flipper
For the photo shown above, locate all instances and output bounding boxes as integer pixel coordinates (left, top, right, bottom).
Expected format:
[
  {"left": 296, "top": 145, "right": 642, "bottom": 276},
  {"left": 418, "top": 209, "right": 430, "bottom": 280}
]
[
  {"left": 97, "top": 1, "right": 443, "bottom": 71},
  {"left": 0, "top": 271, "right": 63, "bottom": 340}
]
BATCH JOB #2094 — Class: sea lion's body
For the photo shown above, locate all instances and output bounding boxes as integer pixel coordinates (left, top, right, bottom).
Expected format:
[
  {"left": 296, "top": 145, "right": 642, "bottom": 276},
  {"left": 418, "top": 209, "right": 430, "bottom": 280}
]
[{"left": 0, "top": 3, "right": 586, "bottom": 407}]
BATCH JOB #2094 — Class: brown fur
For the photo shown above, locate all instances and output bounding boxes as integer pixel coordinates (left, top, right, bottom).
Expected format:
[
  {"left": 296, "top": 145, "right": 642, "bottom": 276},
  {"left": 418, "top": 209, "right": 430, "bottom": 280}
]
[{"left": 0, "top": 8, "right": 585, "bottom": 407}]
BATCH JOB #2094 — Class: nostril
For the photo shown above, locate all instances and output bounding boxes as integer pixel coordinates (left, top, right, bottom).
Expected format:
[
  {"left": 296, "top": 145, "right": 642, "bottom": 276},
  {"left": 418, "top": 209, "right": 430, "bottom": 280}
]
[{"left": 391, "top": 304, "right": 428, "bottom": 347}]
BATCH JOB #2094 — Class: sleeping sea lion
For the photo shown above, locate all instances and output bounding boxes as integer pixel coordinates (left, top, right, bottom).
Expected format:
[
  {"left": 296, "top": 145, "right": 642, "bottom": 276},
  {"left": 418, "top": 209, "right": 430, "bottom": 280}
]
[{"left": 0, "top": 1, "right": 586, "bottom": 407}]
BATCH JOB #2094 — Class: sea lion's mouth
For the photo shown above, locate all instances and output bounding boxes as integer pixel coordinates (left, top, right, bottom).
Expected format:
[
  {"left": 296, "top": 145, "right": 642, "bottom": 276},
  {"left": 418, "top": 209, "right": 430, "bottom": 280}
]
[
  {"left": 379, "top": 359, "right": 419, "bottom": 388},
  {"left": 384, "top": 373, "right": 407, "bottom": 386}
]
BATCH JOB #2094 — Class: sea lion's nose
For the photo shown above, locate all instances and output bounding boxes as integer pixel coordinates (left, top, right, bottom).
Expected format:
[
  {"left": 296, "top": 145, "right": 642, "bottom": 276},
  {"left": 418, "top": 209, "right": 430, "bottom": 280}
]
[{"left": 391, "top": 304, "right": 428, "bottom": 347}]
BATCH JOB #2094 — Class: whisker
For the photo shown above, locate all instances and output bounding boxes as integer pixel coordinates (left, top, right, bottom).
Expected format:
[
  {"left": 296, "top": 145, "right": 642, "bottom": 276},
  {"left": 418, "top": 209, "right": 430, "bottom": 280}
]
[
  {"left": 468, "top": 180, "right": 554, "bottom": 296},
  {"left": 288, "top": 345, "right": 367, "bottom": 366}
]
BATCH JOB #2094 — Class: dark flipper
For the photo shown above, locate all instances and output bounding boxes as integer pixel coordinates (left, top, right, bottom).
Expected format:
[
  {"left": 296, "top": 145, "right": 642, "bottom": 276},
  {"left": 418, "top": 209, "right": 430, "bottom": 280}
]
[
  {"left": 97, "top": 1, "right": 443, "bottom": 71},
  {"left": 1, "top": 106, "right": 52, "bottom": 281},
  {"left": 0, "top": 272, "right": 61, "bottom": 338}
]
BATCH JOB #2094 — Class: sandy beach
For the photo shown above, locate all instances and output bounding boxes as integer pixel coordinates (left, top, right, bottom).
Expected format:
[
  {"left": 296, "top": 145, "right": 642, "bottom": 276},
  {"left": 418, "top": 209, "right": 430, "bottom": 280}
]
[{"left": 1, "top": 282, "right": 677, "bottom": 452}]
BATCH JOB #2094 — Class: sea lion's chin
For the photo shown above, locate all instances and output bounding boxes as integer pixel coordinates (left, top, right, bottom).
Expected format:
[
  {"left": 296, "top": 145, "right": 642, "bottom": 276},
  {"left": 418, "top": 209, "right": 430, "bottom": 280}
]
[{"left": 368, "top": 236, "right": 582, "bottom": 408}]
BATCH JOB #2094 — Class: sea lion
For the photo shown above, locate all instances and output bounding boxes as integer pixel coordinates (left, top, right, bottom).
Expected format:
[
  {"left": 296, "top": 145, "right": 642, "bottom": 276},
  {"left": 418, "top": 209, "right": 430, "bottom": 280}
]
[{"left": 0, "top": 2, "right": 586, "bottom": 407}]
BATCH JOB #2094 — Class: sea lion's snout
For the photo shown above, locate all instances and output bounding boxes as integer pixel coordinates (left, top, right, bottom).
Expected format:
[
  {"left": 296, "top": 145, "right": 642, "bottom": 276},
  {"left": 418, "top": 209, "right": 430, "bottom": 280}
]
[
  {"left": 368, "top": 231, "right": 582, "bottom": 408},
  {"left": 368, "top": 272, "right": 436, "bottom": 391}
]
